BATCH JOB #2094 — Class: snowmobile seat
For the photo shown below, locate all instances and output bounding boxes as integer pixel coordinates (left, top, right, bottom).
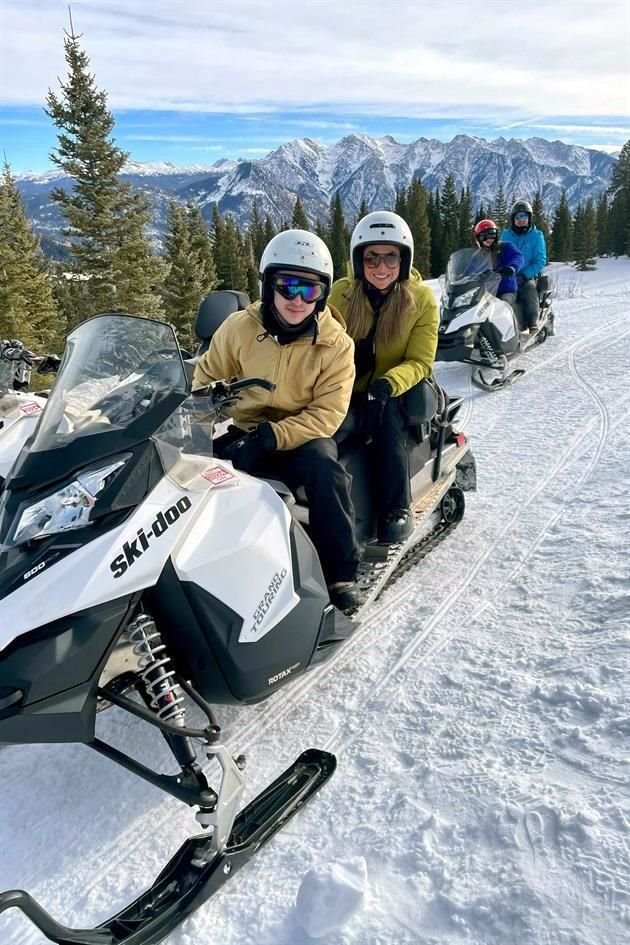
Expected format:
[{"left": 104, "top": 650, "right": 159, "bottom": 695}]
[{"left": 195, "top": 290, "right": 250, "bottom": 354}]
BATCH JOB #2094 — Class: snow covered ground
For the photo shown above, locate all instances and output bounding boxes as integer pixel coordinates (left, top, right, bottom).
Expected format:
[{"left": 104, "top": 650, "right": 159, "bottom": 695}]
[{"left": 1, "top": 258, "right": 629, "bottom": 945}]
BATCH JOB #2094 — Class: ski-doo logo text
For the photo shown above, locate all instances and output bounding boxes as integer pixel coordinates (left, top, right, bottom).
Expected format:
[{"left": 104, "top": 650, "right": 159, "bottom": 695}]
[
  {"left": 250, "top": 568, "right": 288, "bottom": 634},
  {"left": 109, "top": 496, "right": 192, "bottom": 578}
]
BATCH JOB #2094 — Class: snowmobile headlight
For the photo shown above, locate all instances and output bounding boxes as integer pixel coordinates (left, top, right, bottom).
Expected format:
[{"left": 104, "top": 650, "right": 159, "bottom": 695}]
[
  {"left": 452, "top": 288, "right": 479, "bottom": 308},
  {"left": 10, "top": 458, "right": 128, "bottom": 546}
]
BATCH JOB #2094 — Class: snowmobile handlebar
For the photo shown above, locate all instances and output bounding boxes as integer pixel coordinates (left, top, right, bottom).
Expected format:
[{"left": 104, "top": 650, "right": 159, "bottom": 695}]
[{"left": 192, "top": 377, "right": 276, "bottom": 408}]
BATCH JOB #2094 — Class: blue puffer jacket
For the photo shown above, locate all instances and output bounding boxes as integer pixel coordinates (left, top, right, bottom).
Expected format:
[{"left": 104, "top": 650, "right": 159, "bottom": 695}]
[
  {"left": 496, "top": 241, "right": 524, "bottom": 295},
  {"left": 499, "top": 225, "right": 547, "bottom": 280}
]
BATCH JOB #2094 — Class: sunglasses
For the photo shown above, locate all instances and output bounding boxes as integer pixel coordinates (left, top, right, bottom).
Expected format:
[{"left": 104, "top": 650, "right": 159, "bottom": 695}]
[
  {"left": 272, "top": 274, "right": 327, "bottom": 303},
  {"left": 479, "top": 231, "right": 497, "bottom": 241},
  {"left": 364, "top": 251, "right": 401, "bottom": 270},
  {"left": 514, "top": 213, "right": 529, "bottom": 220}
]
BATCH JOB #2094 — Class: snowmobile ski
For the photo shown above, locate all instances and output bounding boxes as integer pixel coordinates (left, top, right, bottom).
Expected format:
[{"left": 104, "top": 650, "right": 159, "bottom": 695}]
[
  {"left": 0, "top": 749, "right": 336, "bottom": 945},
  {"left": 471, "top": 365, "right": 526, "bottom": 391}
]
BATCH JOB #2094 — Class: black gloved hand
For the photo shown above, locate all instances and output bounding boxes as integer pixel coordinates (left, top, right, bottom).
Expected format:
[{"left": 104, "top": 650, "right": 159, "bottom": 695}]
[
  {"left": 37, "top": 354, "right": 62, "bottom": 374},
  {"left": 497, "top": 265, "right": 515, "bottom": 277},
  {"left": 225, "top": 421, "right": 277, "bottom": 474},
  {"left": 366, "top": 377, "right": 393, "bottom": 432}
]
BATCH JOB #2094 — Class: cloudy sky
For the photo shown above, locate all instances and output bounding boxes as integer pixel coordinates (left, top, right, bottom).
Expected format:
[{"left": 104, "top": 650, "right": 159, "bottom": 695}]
[{"left": 0, "top": 0, "right": 628, "bottom": 172}]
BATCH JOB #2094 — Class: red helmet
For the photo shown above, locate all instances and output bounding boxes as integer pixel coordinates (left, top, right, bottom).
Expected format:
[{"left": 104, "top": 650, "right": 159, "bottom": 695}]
[{"left": 474, "top": 219, "right": 498, "bottom": 244}]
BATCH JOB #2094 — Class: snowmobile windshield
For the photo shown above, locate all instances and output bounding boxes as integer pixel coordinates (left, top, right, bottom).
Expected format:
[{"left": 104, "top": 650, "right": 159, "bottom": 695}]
[
  {"left": 446, "top": 249, "right": 499, "bottom": 293},
  {"left": 0, "top": 361, "right": 16, "bottom": 392},
  {"left": 0, "top": 390, "right": 21, "bottom": 418},
  {"left": 4, "top": 315, "right": 189, "bottom": 495},
  {"left": 29, "top": 314, "right": 187, "bottom": 454}
]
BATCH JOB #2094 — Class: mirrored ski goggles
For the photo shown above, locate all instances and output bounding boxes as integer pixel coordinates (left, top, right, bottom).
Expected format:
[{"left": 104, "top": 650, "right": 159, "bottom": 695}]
[
  {"left": 363, "top": 250, "right": 401, "bottom": 269},
  {"left": 514, "top": 212, "right": 529, "bottom": 221},
  {"left": 272, "top": 274, "right": 327, "bottom": 302}
]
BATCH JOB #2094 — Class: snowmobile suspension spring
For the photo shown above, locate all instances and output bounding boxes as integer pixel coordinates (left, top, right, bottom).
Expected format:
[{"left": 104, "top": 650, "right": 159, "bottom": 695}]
[
  {"left": 128, "top": 614, "right": 186, "bottom": 726},
  {"left": 478, "top": 332, "right": 500, "bottom": 366}
]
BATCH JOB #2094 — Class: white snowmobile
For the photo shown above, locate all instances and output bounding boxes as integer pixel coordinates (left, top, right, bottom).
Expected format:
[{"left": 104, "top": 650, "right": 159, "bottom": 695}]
[
  {"left": 437, "top": 247, "right": 554, "bottom": 391},
  {"left": 0, "top": 343, "right": 59, "bottom": 487},
  {"left": 0, "top": 307, "right": 475, "bottom": 945}
]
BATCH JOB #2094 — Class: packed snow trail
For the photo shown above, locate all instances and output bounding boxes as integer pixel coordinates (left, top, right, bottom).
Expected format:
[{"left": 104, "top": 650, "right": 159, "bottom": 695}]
[{"left": 1, "top": 260, "right": 629, "bottom": 945}]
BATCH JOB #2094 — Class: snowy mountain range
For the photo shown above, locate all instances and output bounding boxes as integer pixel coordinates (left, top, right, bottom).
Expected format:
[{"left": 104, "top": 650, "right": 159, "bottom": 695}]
[{"left": 17, "top": 134, "right": 616, "bottom": 251}]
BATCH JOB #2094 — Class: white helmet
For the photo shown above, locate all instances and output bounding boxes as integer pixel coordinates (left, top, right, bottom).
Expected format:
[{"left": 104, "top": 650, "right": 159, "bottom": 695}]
[
  {"left": 350, "top": 211, "right": 414, "bottom": 280},
  {"left": 259, "top": 229, "right": 333, "bottom": 312}
]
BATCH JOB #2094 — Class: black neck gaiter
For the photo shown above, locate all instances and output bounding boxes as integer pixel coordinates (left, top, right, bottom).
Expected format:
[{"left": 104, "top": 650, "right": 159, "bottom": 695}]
[{"left": 259, "top": 303, "right": 317, "bottom": 346}]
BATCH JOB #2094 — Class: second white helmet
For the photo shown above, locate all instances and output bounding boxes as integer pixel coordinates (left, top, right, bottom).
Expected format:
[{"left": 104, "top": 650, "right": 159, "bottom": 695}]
[{"left": 350, "top": 211, "right": 414, "bottom": 280}]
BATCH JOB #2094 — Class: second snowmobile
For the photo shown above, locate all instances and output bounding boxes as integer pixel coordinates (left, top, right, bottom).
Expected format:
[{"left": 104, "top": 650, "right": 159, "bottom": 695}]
[
  {"left": 0, "top": 306, "right": 475, "bottom": 945},
  {"left": 437, "top": 247, "right": 554, "bottom": 390},
  {"left": 0, "top": 343, "right": 57, "bottom": 487}
]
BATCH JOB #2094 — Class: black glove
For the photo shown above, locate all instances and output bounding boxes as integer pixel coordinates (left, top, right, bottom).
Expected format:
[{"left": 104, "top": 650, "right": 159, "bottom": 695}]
[
  {"left": 497, "top": 265, "right": 515, "bottom": 277},
  {"left": 37, "top": 354, "right": 62, "bottom": 374},
  {"left": 366, "top": 377, "right": 393, "bottom": 431},
  {"left": 225, "top": 421, "right": 277, "bottom": 474}
]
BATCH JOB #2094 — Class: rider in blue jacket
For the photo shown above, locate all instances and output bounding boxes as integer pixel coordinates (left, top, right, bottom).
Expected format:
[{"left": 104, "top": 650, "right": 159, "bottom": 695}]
[
  {"left": 473, "top": 219, "right": 524, "bottom": 307},
  {"left": 500, "top": 199, "right": 547, "bottom": 332}
]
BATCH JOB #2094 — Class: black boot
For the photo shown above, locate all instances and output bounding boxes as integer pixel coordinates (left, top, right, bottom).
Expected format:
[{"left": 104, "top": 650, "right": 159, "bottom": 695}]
[
  {"left": 327, "top": 581, "right": 361, "bottom": 612},
  {"left": 378, "top": 508, "right": 413, "bottom": 544}
]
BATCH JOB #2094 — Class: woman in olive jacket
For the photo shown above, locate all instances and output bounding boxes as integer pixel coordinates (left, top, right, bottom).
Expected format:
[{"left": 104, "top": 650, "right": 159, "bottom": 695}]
[{"left": 328, "top": 211, "right": 439, "bottom": 544}]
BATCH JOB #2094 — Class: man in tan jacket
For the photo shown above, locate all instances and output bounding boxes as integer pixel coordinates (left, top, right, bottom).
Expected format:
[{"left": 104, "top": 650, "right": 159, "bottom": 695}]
[{"left": 193, "top": 229, "right": 360, "bottom": 610}]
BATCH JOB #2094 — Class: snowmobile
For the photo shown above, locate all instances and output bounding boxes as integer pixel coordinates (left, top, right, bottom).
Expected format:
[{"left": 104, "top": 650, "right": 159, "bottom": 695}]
[
  {"left": 0, "top": 343, "right": 59, "bottom": 487},
  {"left": 0, "top": 304, "right": 475, "bottom": 945},
  {"left": 436, "top": 247, "right": 555, "bottom": 391}
]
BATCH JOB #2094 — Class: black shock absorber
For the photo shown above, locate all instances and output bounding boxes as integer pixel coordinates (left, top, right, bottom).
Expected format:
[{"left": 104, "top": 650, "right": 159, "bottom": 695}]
[{"left": 129, "top": 613, "right": 197, "bottom": 767}]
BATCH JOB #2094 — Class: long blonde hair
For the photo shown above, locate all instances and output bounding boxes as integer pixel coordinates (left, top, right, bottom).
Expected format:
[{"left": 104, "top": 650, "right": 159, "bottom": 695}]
[{"left": 343, "top": 279, "right": 416, "bottom": 348}]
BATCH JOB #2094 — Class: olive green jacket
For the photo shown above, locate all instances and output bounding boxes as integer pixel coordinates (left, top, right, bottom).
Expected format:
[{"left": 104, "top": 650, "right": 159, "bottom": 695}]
[
  {"left": 192, "top": 301, "right": 355, "bottom": 450},
  {"left": 328, "top": 268, "right": 438, "bottom": 396}
]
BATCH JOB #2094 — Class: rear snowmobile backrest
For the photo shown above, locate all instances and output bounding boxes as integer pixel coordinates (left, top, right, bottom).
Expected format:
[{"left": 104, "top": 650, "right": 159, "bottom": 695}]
[{"left": 195, "top": 291, "right": 251, "bottom": 354}]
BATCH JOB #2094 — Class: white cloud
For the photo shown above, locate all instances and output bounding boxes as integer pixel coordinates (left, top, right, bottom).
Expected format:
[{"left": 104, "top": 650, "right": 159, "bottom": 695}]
[{"left": 0, "top": 0, "right": 628, "bottom": 120}]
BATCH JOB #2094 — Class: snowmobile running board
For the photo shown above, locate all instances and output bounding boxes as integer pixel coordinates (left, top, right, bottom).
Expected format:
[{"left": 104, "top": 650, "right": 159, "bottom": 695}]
[{"left": 0, "top": 748, "right": 335, "bottom": 945}]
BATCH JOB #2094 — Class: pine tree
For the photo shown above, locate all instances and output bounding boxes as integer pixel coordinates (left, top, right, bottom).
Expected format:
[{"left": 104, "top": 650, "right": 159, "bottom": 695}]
[
  {"left": 328, "top": 193, "right": 348, "bottom": 281},
  {"left": 532, "top": 190, "right": 551, "bottom": 247},
  {"left": 187, "top": 203, "right": 217, "bottom": 296},
  {"left": 406, "top": 179, "right": 431, "bottom": 277},
  {"left": 394, "top": 188, "right": 408, "bottom": 219},
  {"left": 440, "top": 175, "right": 461, "bottom": 266},
  {"left": 0, "top": 160, "right": 61, "bottom": 349},
  {"left": 215, "top": 216, "right": 248, "bottom": 292},
  {"left": 291, "top": 196, "right": 309, "bottom": 229},
  {"left": 315, "top": 218, "right": 329, "bottom": 243},
  {"left": 458, "top": 186, "right": 473, "bottom": 245},
  {"left": 596, "top": 192, "right": 609, "bottom": 256},
  {"left": 161, "top": 201, "right": 204, "bottom": 348},
  {"left": 263, "top": 215, "right": 276, "bottom": 247},
  {"left": 355, "top": 198, "right": 369, "bottom": 225},
  {"left": 549, "top": 191, "right": 573, "bottom": 261},
  {"left": 573, "top": 198, "right": 598, "bottom": 270},
  {"left": 492, "top": 185, "right": 508, "bottom": 232},
  {"left": 427, "top": 188, "right": 445, "bottom": 277},
  {"left": 211, "top": 206, "right": 226, "bottom": 285},
  {"left": 608, "top": 139, "right": 630, "bottom": 255},
  {"left": 249, "top": 200, "right": 266, "bottom": 267},
  {"left": 45, "top": 23, "right": 162, "bottom": 317}
]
